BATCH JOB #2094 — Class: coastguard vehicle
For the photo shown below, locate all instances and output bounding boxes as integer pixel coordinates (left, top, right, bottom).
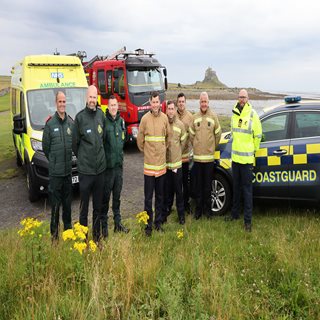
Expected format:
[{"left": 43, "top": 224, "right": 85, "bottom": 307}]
[
  {"left": 208, "top": 96, "right": 320, "bottom": 214},
  {"left": 11, "top": 54, "right": 88, "bottom": 202}
]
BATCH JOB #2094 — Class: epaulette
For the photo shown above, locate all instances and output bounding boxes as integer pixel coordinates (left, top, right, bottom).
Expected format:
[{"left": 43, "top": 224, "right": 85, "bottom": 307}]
[{"left": 45, "top": 115, "right": 52, "bottom": 123}]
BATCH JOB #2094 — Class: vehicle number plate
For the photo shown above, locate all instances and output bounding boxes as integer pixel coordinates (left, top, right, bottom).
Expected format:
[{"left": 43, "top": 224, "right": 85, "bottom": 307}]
[{"left": 72, "top": 175, "right": 79, "bottom": 184}]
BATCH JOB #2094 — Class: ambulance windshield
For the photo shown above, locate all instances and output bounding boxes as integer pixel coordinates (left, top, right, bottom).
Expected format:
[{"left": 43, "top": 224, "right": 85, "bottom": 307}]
[
  {"left": 127, "top": 68, "right": 164, "bottom": 94},
  {"left": 27, "top": 88, "right": 87, "bottom": 130}
]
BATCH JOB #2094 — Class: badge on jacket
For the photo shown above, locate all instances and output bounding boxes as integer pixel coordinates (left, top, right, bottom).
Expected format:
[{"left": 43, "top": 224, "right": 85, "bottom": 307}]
[
  {"left": 97, "top": 124, "right": 102, "bottom": 134},
  {"left": 67, "top": 127, "right": 71, "bottom": 135}
]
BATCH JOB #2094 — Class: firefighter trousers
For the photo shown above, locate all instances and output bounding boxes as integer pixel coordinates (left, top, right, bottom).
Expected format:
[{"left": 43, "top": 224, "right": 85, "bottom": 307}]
[
  {"left": 182, "top": 162, "right": 190, "bottom": 210},
  {"left": 144, "top": 174, "right": 165, "bottom": 231},
  {"left": 48, "top": 175, "right": 72, "bottom": 239}
]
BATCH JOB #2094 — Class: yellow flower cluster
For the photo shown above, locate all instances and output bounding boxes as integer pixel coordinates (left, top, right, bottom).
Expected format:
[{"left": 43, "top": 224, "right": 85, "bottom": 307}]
[
  {"left": 177, "top": 229, "right": 184, "bottom": 239},
  {"left": 62, "top": 222, "right": 96, "bottom": 255},
  {"left": 18, "top": 217, "right": 43, "bottom": 237},
  {"left": 136, "top": 211, "right": 149, "bottom": 225}
]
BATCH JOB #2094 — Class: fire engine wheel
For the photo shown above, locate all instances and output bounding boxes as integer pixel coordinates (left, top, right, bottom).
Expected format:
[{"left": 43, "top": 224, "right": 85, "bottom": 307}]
[
  {"left": 26, "top": 164, "right": 40, "bottom": 202},
  {"left": 211, "top": 173, "right": 231, "bottom": 215}
]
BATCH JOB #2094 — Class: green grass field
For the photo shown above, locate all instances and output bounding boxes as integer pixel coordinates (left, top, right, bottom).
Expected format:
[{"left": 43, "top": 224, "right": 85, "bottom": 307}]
[
  {"left": 0, "top": 210, "right": 319, "bottom": 319},
  {"left": 0, "top": 93, "right": 10, "bottom": 112}
]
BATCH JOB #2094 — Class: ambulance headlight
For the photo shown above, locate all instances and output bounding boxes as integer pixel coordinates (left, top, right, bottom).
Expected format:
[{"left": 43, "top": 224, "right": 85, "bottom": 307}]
[{"left": 31, "top": 139, "right": 43, "bottom": 152}]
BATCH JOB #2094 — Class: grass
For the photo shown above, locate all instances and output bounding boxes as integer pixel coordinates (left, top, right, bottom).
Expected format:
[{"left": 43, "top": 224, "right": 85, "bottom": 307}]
[
  {"left": 0, "top": 209, "right": 319, "bottom": 320},
  {"left": 0, "top": 93, "right": 10, "bottom": 112},
  {"left": 0, "top": 75, "right": 10, "bottom": 91}
]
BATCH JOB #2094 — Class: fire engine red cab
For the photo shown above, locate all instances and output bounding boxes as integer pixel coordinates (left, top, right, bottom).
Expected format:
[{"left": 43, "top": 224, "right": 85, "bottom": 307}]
[{"left": 83, "top": 47, "right": 168, "bottom": 141}]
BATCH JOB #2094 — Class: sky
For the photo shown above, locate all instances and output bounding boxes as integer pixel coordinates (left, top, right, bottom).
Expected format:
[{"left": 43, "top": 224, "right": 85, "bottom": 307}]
[{"left": 1, "top": 0, "right": 320, "bottom": 93}]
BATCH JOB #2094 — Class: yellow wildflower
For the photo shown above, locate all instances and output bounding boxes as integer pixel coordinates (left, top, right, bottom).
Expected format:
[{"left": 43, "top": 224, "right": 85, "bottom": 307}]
[
  {"left": 89, "top": 240, "right": 97, "bottom": 252},
  {"left": 18, "top": 217, "right": 43, "bottom": 237},
  {"left": 74, "top": 222, "right": 88, "bottom": 240},
  {"left": 136, "top": 211, "right": 149, "bottom": 225},
  {"left": 177, "top": 229, "right": 184, "bottom": 239},
  {"left": 62, "top": 229, "right": 76, "bottom": 241},
  {"left": 73, "top": 242, "right": 87, "bottom": 255}
]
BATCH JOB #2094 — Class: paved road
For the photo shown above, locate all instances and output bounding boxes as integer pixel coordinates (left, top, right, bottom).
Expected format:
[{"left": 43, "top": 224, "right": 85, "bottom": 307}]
[{"left": 0, "top": 144, "right": 144, "bottom": 229}]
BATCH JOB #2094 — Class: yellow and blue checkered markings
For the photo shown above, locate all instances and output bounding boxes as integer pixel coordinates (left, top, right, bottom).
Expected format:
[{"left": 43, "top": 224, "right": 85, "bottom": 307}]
[
  {"left": 255, "top": 143, "right": 320, "bottom": 166},
  {"left": 214, "top": 142, "right": 320, "bottom": 169}
]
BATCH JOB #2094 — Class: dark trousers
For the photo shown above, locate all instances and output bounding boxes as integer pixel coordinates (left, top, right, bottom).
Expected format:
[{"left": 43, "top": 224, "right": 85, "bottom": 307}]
[
  {"left": 163, "top": 168, "right": 184, "bottom": 222},
  {"left": 48, "top": 175, "right": 72, "bottom": 239},
  {"left": 79, "top": 172, "right": 105, "bottom": 242},
  {"left": 144, "top": 174, "right": 165, "bottom": 230},
  {"left": 182, "top": 162, "right": 190, "bottom": 209},
  {"left": 193, "top": 161, "right": 214, "bottom": 217},
  {"left": 231, "top": 162, "right": 253, "bottom": 224},
  {"left": 101, "top": 166, "right": 123, "bottom": 236}
]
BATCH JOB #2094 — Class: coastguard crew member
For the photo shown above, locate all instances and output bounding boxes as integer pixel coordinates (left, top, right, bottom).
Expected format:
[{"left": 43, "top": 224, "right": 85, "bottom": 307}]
[
  {"left": 137, "top": 91, "right": 169, "bottom": 236},
  {"left": 176, "top": 93, "right": 194, "bottom": 214},
  {"left": 226, "top": 89, "right": 262, "bottom": 232},
  {"left": 162, "top": 101, "right": 187, "bottom": 225},
  {"left": 42, "top": 91, "right": 73, "bottom": 240},
  {"left": 101, "top": 95, "right": 129, "bottom": 237},
  {"left": 189, "top": 92, "right": 221, "bottom": 219},
  {"left": 72, "top": 85, "right": 106, "bottom": 242}
]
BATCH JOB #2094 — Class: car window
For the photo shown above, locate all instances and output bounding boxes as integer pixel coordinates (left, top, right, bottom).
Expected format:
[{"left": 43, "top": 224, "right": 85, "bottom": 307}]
[
  {"left": 293, "top": 111, "right": 320, "bottom": 138},
  {"left": 261, "top": 113, "right": 289, "bottom": 142}
]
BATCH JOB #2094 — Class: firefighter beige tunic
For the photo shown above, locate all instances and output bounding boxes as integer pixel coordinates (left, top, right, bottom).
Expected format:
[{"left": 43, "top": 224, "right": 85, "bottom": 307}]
[
  {"left": 189, "top": 108, "right": 222, "bottom": 162},
  {"left": 137, "top": 110, "right": 169, "bottom": 177},
  {"left": 177, "top": 109, "right": 193, "bottom": 163}
]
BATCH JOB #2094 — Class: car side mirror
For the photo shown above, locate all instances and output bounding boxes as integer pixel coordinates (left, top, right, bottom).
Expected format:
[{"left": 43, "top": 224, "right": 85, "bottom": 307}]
[{"left": 13, "top": 114, "right": 26, "bottom": 134}]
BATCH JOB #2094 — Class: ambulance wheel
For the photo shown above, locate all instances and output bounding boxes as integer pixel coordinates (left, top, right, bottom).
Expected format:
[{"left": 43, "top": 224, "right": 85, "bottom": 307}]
[
  {"left": 26, "top": 164, "right": 40, "bottom": 202},
  {"left": 211, "top": 173, "right": 231, "bottom": 215}
]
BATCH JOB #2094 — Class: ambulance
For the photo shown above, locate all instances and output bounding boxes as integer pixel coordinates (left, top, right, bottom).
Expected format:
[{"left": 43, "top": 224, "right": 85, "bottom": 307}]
[
  {"left": 11, "top": 54, "right": 88, "bottom": 201},
  {"left": 191, "top": 96, "right": 320, "bottom": 214}
]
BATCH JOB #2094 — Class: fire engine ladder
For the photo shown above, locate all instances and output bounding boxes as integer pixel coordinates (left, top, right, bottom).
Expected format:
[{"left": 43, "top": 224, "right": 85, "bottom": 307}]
[
  {"left": 106, "top": 47, "right": 155, "bottom": 60},
  {"left": 84, "top": 54, "right": 107, "bottom": 69}
]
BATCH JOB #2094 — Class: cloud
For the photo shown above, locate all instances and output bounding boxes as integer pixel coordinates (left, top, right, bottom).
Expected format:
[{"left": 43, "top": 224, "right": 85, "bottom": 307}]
[{"left": 1, "top": 0, "right": 320, "bottom": 92}]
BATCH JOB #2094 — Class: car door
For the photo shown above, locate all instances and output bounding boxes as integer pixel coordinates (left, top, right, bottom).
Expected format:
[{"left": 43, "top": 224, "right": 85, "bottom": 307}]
[
  {"left": 253, "top": 111, "right": 292, "bottom": 199},
  {"left": 288, "top": 109, "right": 320, "bottom": 201}
]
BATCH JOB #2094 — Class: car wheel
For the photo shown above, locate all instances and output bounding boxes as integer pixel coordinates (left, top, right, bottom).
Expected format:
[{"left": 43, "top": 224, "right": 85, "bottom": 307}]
[
  {"left": 26, "top": 164, "right": 40, "bottom": 202},
  {"left": 211, "top": 173, "right": 231, "bottom": 215}
]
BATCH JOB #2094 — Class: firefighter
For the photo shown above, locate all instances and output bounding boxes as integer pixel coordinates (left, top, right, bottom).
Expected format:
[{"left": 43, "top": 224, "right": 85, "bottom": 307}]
[
  {"left": 162, "top": 101, "right": 187, "bottom": 225},
  {"left": 176, "top": 93, "right": 194, "bottom": 214},
  {"left": 42, "top": 91, "right": 73, "bottom": 240},
  {"left": 226, "top": 89, "right": 262, "bottom": 232},
  {"left": 137, "top": 91, "right": 169, "bottom": 236},
  {"left": 101, "top": 95, "right": 129, "bottom": 237},
  {"left": 72, "top": 85, "right": 106, "bottom": 242},
  {"left": 189, "top": 92, "right": 221, "bottom": 219}
]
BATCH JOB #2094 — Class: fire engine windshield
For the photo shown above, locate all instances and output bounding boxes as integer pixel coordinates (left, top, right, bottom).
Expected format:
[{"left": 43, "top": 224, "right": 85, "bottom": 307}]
[
  {"left": 127, "top": 69, "right": 164, "bottom": 94},
  {"left": 27, "top": 88, "right": 87, "bottom": 130}
]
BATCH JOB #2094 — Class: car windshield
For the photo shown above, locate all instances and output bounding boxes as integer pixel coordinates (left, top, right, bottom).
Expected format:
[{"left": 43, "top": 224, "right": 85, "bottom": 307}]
[
  {"left": 127, "top": 68, "right": 164, "bottom": 94},
  {"left": 27, "top": 88, "right": 87, "bottom": 130}
]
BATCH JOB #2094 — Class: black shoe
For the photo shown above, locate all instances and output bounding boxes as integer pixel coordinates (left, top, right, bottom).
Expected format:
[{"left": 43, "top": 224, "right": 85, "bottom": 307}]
[
  {"left": 225, "top": 215, "right": 240, "bottom": 222},
  {"left": 179, "top": 217, "right": 185, "bottom": 225},
  {"left": 155, "top": 225, "right": 165, "bottom": 233},
  {"left": 244, "top": 223, "right": 252, "bottom": 232},
  {"left": 145, "top": 228, "right": 152, "bottom": 237},
  {"left": 194, "top": 213, "right": 202, "bottom": 220},
  {"left": 114, "top": 223, "right": 129, "bottom": 233},
  {"left": 185, "top": 205, "right": 192, "bottom": 215}
]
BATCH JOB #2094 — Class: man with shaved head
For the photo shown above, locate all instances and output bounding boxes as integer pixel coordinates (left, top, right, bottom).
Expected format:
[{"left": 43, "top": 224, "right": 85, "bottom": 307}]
[
  {"left": 226, "top": 89, "right": 262, "bottom": 232},
  {"left": 189, "top": 92, "right": 221, "bottom": 219},
  {"left": 73, "top": 85, "right": 107, "bottom": 242}
]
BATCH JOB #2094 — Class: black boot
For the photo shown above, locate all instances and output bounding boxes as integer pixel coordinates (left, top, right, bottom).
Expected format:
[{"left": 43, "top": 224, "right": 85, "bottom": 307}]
[{"left": 114, "top": 223, "right": 129, "bottom": 233}]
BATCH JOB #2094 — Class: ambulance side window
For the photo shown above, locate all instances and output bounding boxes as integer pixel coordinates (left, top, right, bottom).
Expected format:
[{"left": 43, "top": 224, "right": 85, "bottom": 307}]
[
  {"left": 261, "top": 113, "right": 289, "bottom": 142},
  {"left": 293, "top": 111, "right": 320, "bottom": 138}
]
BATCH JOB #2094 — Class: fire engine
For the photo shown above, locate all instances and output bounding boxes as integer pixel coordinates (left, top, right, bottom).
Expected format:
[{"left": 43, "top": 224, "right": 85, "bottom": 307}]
[{"left": 79, "top": 47, "right": 168, "bottom": 141}]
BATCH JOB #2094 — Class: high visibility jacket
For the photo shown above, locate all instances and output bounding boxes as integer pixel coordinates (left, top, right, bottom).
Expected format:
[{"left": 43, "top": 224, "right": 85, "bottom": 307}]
[
  {"left": 137, "top": 110, "right": 169, "bottom": 177},
  {"left": 231, "top": 102, "right": 262, "bottom": 164},
  {"left": 177, "top": 108, "right": 193, "bottom": 162},
  {"left": 166, "top": 116, "right": 187, "bottom": 170},
  {"left": 189, "top": 108, "right": 221, "bottom": 163}
]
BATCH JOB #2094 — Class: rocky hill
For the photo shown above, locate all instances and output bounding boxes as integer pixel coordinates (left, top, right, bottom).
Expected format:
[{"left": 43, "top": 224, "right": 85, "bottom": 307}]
[{"left": 194, "top": 67, "right": 227, "bottom": 88}]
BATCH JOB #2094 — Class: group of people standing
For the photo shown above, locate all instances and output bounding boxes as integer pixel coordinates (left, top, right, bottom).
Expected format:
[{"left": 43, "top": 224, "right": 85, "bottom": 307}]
[
  {"left": 43, "top": 85, "right": 128, "bottom": 243},
  {"left": 43, "top": 85, "right": 262, "bottom": 243}
]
